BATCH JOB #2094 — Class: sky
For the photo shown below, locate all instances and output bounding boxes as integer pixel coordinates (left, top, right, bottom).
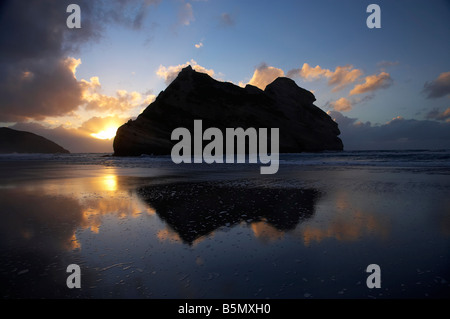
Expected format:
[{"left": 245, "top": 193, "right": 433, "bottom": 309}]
[{"left": 1, "top": 0, "right": 450, "bottom": 152}]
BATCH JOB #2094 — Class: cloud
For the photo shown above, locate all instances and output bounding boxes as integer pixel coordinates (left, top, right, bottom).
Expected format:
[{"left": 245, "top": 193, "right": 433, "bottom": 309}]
[
  {"left": 0, "top": 54, "right": 154, "bottom": 123},
  {"left": 423, "top": 71, "right": 450, "bottom": 99},
  {"left": 0, "top": 0, "right": 161, "bottom": 123},
  {"left": 80, "top": 76, "right": 153, "bottom": 113},
  {"left": 220, "top": 13, "right": 235, "bottom": 27},
  {"left": 128, "top": 0, "right": 161, "bottom": 30},
  {"left": 349, "top": 72, "right": 392, "bottom": 96},
  {"left": 426, "top": 107, "right": 450, "bottom": 122},
  {"left": 0, "top": 0, "right": 161, "bottom": 61},
  {"left": 328, "top": 111, "right": 450, "bottom": 150},
  {"left": 0, "top": 56, "right": 84, "bottom": 122},
  {"left": 195, "top": 42, "right": 203, "bottom": 48},
  {"left": 156, "top": 59, "right": 215, "bottom": 84},
  {"left": 0, "top": 1, "right": 90, "bottom": 64},
  {"left": 328, "top": 66, "right": 364, "bottom": 92},
  {"left": 329, "top": 97, "right": 352, "bottom": 112},
  {"left": 248, "top": 63, "right": 285, "bottom": 90},
  {"left": 287, "top": 63, "right": 363, "bottom": 92},
  {"left": 3, "top": 54, "right": 152, "bottom": 123},
  {"left": 287, "top": 63, "right": 332, "bottom": 81},
  {"left": 178, "top": 2, "right": 195, "bottom": 26}
]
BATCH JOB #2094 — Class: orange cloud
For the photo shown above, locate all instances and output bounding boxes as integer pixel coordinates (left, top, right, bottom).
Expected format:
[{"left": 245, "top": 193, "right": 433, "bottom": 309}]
[
  {"left": 248, "top": 63, "right": 284, "bottom": 90},
  {"left": 80, "top": 76, "right": 154, "bottom": 113},
  {"left": 349, "top": 72, "right": 392, "bottom": 96},
  {"left": 157, "top": 59, "right": 215, "bottom": 84},
  {"left": 287, "top": 63, "right": 363, "bottom": 92},
  {"left": 65, "top": 57, "right": 82, "bottom": 75},
  {"left": 287, "top": 63, "right": 332, "bottom": 80},
  {"left": 328, "top": 65, "right": 363, "bottom": 92},
  {"left": 330, "top": 97, "right": 352, "bottom": 112}
]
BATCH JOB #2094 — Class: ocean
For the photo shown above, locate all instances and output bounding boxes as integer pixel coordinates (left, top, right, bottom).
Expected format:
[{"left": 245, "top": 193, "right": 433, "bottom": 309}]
[
  {"left": 0, "top": 150, "right": 449, "bottom": 299},
  {"left": 2, "top": 149, "right": 450, "bottom": 170}
]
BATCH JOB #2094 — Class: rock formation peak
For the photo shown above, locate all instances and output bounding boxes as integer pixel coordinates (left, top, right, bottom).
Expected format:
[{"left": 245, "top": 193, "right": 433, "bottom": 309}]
[{"left": 114, "top": 68, "right": 343, "bottom": 156}]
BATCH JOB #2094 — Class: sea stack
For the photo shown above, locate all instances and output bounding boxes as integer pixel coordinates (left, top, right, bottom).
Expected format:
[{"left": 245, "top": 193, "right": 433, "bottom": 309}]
[{"left": 113, "top": 66, "right": 343, "bottom": 156}]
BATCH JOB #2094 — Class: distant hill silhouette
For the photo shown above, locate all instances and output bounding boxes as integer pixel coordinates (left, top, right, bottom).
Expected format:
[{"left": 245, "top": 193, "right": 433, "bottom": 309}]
[
  {"left": 0, "top": 127, "right": 69, "bottom": 154},
  {"left": 113, "top": 66, "right": 343, "bottom": 156}
]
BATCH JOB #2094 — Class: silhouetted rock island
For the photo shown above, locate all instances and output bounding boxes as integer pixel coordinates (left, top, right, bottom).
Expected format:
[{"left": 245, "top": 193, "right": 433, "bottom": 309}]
[
  {"left": 0, "top": 127, "right": 70, "bottom": 154},
  {"left": 113, "top": 65, "right": 343, "bottom": 156}
]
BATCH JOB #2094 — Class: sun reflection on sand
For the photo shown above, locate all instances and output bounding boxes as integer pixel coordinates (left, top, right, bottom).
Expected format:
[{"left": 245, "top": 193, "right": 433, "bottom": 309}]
[
  {"left": 101, "top": 174, "right": 118, "bottom": 192},
  {"left": 1, "top": 168, "right": 157, "bottom": 251}
]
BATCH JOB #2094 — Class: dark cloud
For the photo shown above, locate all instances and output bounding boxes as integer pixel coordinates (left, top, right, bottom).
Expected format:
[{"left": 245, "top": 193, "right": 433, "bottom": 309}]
[
  {"left": 426, "top": 107, "right": 450, "bottom": 121},
  {"left": 0, "top": 0, "right": 160, "bottom": 122},
  {"left": 0, "top": 57, "right": 83, "bottom": 122},
  {"left": 328, "top": 111, "right": 450, "bottom": 150},
  {"left": 0, "top": 1, "right": 100, "bottom": 63},
  {"left": 423, "top": 71, "right": 450, "bottom": 99},
  {"left": 220, "top": 12, "right": 235, "bottom": 27}
]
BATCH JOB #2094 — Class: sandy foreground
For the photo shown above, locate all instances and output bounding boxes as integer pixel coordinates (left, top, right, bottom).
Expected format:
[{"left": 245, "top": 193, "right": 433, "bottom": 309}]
[{"left": 0, "top": 159, "right": 449, "bottom": 299}]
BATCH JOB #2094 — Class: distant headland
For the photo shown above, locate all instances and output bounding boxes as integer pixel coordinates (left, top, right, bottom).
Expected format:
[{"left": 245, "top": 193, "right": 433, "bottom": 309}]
[{"left": 0, "top": 127, "right": 70, "bottom": 154}]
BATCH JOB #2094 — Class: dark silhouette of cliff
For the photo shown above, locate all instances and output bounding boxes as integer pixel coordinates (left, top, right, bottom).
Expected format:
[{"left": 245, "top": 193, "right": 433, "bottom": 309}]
[
  {"left": 0, "top": 127, "right": 69, "bottom": 154},
  {"left": 114, "top": 66, "right": 343, "bottom": 156}
]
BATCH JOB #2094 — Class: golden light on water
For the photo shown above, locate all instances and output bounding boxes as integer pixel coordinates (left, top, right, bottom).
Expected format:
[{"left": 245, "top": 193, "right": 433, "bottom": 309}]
[
  {"left": 102, "top": 174, "right": 118, "bottom": 192},
  {"left": 90, "top": 126, "right": 118, "bottom": 140}
]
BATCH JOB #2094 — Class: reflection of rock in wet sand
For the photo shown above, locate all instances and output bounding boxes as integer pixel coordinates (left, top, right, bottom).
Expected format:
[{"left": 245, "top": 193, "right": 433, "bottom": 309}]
[{"left": 137, "top": 181, "right": 320, "bottom": 245}]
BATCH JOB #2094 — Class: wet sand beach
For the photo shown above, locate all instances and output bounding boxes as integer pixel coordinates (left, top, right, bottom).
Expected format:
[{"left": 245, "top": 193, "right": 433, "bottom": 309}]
[{"left": 0, "top": 154, "right": 449, "bottom": 299}]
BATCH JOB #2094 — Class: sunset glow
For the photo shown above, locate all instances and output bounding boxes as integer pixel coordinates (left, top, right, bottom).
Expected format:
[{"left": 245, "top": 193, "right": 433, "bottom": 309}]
[
  {"left": 1, "top": 0, "right": 449, "bottom": 302},
  {"left": 90, "top": 127, "right": 118, "bottom": 140},
  {"left": 1, "top": 1, "right": 449, "bottom": 152}
]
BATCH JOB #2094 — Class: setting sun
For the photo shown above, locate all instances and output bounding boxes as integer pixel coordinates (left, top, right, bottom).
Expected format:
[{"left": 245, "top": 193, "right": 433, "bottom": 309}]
[{"left": 90, "top": 127, "right": 118, "bottom": 140}]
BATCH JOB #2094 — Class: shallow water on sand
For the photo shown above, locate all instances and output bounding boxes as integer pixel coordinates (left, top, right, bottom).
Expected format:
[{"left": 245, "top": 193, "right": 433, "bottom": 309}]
[{"left": 0, "top": 158, "right": 449, "bottom": 298}]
